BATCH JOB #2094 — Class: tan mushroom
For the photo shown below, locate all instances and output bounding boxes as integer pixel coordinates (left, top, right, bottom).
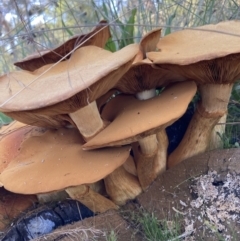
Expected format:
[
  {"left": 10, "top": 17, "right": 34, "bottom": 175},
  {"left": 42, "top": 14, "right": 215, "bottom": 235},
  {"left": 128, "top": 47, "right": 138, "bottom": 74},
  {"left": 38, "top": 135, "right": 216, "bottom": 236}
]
[
  {"left": 0, "top": 121, "right": 69, "bottom": 201},
  {"left": 83, "top": 81, "right": 197, "bottom": 189},
  {"left": 116, "top": 28, "right": 185, "bottom": 95},
  {"left": 0, "top": 121, "right": 41, "bottom": 176},
  {"left": 14, "top": 20, "right": 111, "bottom": 71},
  {"left": 0, "top": 122, "right": 38, "bottom": 231},
  {"left": 0, "top": 127, "right": 139, "bottom": 213},
  {"left": 0, "top": 44, "right": 139, "bottom": 140},
  {"left": 108, "top": 29, "right": 184, "bottom": 189},
  {"left": 147, "top": 20, "right": 240, "bottom": 167}
]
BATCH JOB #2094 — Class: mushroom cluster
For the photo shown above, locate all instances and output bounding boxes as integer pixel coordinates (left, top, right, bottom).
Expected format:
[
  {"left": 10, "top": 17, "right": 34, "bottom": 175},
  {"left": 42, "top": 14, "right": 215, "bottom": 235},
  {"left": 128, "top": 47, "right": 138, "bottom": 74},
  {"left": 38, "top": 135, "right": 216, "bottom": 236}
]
[{"left": 0, "top": 20, "right": 236, "bottom": 220}]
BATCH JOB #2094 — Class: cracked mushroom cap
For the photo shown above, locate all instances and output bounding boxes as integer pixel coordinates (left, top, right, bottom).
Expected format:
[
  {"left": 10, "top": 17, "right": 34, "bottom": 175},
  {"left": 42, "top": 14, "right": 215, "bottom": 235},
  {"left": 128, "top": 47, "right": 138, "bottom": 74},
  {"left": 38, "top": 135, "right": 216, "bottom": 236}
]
[
  {"left": 83, "top": 81, "right": 197, "bottom": 150},
  {"left": 147, "top": 20, "right": 240, "bottom": 84},
  {"left": 133, "top": 28, "right": 161, "bottom": 62},
  {"left": 14, "top": 20, "right": 111, "bottom": 71},
  {"left": 0, "top": 128, "right": 131, "bottom": 194}
]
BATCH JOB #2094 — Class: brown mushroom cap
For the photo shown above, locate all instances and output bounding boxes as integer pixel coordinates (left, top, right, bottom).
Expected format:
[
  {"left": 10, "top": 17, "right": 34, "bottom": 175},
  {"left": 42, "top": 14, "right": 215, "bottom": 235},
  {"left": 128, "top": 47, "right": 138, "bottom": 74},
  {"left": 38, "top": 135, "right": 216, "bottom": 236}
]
[
  {"left": 133, "top": 28, "right": 161, "bottom": 62},
  {"left": 146, "top": 21, "right": 240, "bottom": 167},
  {"left": 0, "top": 121, "right": 26, "bottom": 133},
  {"left": 115, "top": 59, "right": 185, "bottom": 94},
  {"left": 0, "top": 44, "right": 139, "bottom": 113},
  {"left": 148, "top": 20, "right": 240, "bottom": 66},
  {"left": 83, "top": 81, "right": 197, "bottom": 150},
  {"left": 147, "top": 21, "right": 240, "bottom": 86},
  {"left": 14, "top": 20, "right": 111, "bottom": 71},
  {"left": 0, "top": 121, "right": 44, "bottom": 173},
  {"left": 0, "top": 128, "right": 131, "bottom": 194},
  {"left": 116, "top": 28, "right": 185, "bottom": 95}
]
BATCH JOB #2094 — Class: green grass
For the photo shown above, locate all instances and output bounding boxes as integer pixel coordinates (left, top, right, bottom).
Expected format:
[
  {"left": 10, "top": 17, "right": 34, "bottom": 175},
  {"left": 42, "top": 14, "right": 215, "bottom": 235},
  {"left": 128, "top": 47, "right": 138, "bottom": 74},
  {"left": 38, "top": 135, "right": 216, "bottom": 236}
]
[
  {"left": 120, "top": 206, "right": 183, "bottom": 241},
  {"left": 2, "top": 0, "right": 240, "bottom": 68},
  {"left": 140, "top": 212, "right": 181, "bottom": 241},
  {"left": 0, "top": 113, "right": 13, "bottom": 127},
  {"left": 106, "top": 230, "right": 118, "bottom": 241}
]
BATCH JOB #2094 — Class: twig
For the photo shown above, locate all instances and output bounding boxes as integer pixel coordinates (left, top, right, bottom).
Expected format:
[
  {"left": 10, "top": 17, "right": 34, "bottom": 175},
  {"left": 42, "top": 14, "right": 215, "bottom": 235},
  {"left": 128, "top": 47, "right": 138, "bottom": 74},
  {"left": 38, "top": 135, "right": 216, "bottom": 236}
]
[{"left": 168, "top": 229, "right": 195, "bottom": 241}]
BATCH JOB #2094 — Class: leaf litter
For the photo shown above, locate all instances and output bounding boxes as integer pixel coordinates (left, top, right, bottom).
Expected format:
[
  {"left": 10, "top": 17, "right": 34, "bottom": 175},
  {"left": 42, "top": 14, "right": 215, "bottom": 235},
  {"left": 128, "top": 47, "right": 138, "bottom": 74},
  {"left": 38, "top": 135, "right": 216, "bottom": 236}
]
[{"left": 182, "top": 170, "right": 240, "bottom": 240}]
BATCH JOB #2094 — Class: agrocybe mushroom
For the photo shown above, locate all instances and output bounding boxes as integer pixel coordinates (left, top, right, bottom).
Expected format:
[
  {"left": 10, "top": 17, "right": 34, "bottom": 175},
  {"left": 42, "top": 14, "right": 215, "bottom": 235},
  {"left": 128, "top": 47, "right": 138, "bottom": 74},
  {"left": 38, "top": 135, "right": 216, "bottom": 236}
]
[
  {"left": 0, "top": 43, "right": 139, "bottom": 140},
  {"left": 0, "top": 22, "right": 198, "bottom": 214},
  {"left": 0, "top": 122, "right": 37, "bottom": 231},
  {"left": 147, "top": 20, "right": 240, "bottom": 168},
  {"left": 14, "top": 20, "right": 111, "bottom": 71},
  {"left": 0, "top": 123, "right": 134, "bottom": 213},
  {"left": 84, "top": 29, "right": 196, "bottom": 190},
  {"left": 0, "top": 21, "right": 142, "bottom": 209}
]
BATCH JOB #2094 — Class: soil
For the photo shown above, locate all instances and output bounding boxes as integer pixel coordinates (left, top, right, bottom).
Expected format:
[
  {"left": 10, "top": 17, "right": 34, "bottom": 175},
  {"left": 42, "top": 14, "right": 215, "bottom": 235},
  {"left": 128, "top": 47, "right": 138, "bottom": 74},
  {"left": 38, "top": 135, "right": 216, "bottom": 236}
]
[
  {"left": 137, "top": 148, "right": 240, "bottom": 240},
  {"left": 2, "top": 148, "right": 240, "bottom": 240}
]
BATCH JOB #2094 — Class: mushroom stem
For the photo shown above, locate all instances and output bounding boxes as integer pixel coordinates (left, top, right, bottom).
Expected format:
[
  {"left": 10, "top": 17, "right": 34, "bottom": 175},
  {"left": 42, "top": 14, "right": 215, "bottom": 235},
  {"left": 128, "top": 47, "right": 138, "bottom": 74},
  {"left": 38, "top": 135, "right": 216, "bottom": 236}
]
[
  {"left": 37, "top": 190, "right": 69, "bottom": 203},
  {"left": 209, "top": 113, "right": 227, "bottom": 150},
  {"left": 123, "top": 155, "right": 138, "bottom": 176},
  {"left": 104, "top": 165, "right": 142, "bottom": 205},
  {"left": 136, "top": 89, "right": 156, "bottom": 100},
  {"left": 200, "top": 84, "right": 232, "bottom": 116},
  {"left": 69, "top": 101, "right": 106, "bottom": 140},
  {"left": 133, "top": 130, "right": 168, "bottom": 190},
  {"left": 168, "top": 83, "right": 233, "bottom": 168},
  {"left": 134, "top": 89, "right": 168, "bottom": 189},
  {"left": 138, "top": 134, "right": 158, "bottom": 156},
  {"left": 65, "top": 184, "right": 118, "bottom": 213},
  {"left": 135, "top": 89, "right": 158, "bottom": 156}
]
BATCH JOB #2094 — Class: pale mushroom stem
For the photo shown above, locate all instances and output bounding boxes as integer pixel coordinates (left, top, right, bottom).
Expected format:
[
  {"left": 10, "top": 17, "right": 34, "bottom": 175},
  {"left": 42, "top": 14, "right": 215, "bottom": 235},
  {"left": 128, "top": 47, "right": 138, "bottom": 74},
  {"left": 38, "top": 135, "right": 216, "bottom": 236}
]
[
  {"left": 138, "top": 134, "right": 158, "bottom": 156},
  {"left": 134, "top": 130, "right": 168, "bottom": 190},
  {"left": 136, "top": 89, "right": 158, "bottom": 156},
  {"left": 104, "top": 165, "right": 142, "bottom": 205},
  {"left": 209, "top": 113, "right": 227, "bottom": 150},
  {"left": 69, "top": 101, "right": 106, "bottom": 141},
  {"left": 168, "top": 83, "right": 233, "bottom": 168},
  {"left": 123, "top": 155, "right": 138, "bottom": 176},
  {"left": 135, "top": 89, "right": 168, "bottom": 190},
  {"left": 37, "top": 190, "right": 69, "bottom": 203},
  {"left": 65, "top": 184, "right": 118, "bottom": 213}
]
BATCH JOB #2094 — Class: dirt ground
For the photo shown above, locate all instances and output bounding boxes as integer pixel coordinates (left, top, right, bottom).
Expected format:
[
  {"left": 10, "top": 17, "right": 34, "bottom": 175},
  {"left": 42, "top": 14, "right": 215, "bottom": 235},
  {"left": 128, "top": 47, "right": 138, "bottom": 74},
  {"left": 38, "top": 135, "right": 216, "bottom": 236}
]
[{"left": 2, "top": 148, "right": 240, "bottom": 240}]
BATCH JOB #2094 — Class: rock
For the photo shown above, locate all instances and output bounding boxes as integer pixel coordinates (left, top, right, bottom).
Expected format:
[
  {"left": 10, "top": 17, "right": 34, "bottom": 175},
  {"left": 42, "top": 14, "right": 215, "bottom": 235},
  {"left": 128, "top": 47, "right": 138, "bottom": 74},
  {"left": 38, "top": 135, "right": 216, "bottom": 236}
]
[{"left": 2, "top": 200, "right": 94, "bottom": 241}]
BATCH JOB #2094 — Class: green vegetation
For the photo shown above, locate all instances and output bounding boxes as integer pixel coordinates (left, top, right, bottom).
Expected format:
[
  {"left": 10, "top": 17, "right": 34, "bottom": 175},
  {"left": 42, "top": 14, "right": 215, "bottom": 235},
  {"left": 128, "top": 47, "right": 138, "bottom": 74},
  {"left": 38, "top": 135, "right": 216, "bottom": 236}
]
[
  {"left": 0, "top": 112, "right": 12, "bottom": 127},
  {"left": 106, "top": 230, "right": 118, "bottom": 241},
  {"left": 2, "top": 0, "right": 240, "bottom": 69},
  {"left": 121, "top": 207, "right": 182, "bottom": 241},
  {"left": 140, "top": 212, "right": 181, "bottom": 241}
]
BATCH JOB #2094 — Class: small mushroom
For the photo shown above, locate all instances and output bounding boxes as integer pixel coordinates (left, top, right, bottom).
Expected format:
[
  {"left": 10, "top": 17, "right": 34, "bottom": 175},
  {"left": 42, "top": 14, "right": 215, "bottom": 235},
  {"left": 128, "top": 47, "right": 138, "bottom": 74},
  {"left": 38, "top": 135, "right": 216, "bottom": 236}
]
[
  {"left": 14, "top": 20, "right": 111, "bottom": 71},
  {"left": 107, "top": 29, "right": 184, "bottom": 189},
  {"left": 83, "top": 81, "right": 197, "bottom": 189},
  {"left": 147, "top": 20, "right": 240, "bottom": 167}
]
